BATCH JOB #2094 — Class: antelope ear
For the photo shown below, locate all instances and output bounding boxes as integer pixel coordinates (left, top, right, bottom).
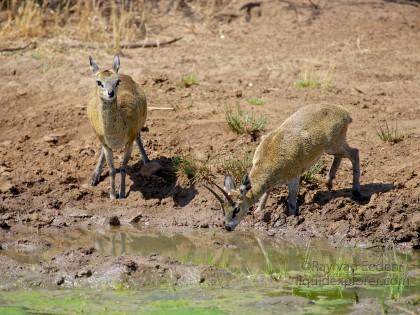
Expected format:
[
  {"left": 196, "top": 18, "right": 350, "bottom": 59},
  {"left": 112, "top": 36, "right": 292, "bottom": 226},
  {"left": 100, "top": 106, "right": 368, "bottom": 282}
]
[
  {"left": 89, "top": 56, "right": 99, "bottom": 74},
  {"left": 240, "top": 174, "right": 251, "bottom": 195},
  {"left": 112, "top": 55, "right": 120, "bottom": 73},
  {"left": 224, "top": 175, "right": 236, "bottom": 193}
]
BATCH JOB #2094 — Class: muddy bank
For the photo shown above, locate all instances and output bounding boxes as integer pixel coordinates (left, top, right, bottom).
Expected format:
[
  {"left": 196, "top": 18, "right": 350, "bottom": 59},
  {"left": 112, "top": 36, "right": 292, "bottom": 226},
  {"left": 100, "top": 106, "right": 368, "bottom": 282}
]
[{"left": 1, "top": 0, "right": 420, "bottom": 254}]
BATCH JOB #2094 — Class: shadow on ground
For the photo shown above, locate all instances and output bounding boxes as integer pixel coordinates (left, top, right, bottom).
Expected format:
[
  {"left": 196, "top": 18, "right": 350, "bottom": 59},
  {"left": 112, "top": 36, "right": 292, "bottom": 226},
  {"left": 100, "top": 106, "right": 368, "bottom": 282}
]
[
  {"left": 127, "top": 156, "right": 197, "bottom": 207},
  {"left": 313, "top": 182, "right": 394, "bottom": 205}
]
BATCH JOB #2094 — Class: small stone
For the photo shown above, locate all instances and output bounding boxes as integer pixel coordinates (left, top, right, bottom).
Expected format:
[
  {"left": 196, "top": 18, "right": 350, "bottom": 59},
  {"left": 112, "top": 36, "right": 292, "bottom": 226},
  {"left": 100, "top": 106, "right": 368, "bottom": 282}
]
[
  {"left": 0, "top": 140, "right": 12, "bottom": 147},
  {"left": 125, "top": 260, "right": 138, "bottom": 272},
  {"left": 42, "top": 133, "right": 66, "bottom": 145},
  {"left": 0, "top": 181, "right": 13, "bottom": 193},
  {"left": 199, "top": 223, "right": 209, "bottom": 228},
  {"left": 108, "top": 216, "right": 120, "bottom": 226},
  {"left": 129, "top": 214, "right": 143, "bottom": 224},
  {"left": 0, "top": 221, "right": 11, "bottom": 230},
  {"left": 75, "top": 269, "right": 92, "bottom": 278},
  {"left": 55, "top": 276, "right": 65, "bottom": 286}
]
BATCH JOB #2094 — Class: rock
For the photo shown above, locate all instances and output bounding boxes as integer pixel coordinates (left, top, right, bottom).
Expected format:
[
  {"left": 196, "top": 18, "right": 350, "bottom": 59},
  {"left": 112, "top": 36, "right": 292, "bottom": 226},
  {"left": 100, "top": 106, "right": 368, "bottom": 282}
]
[
  {"left": 108, "top": 216, "right": 120, "bottom": 226},
  {"left": 75, "top": 269, "right": 92, "bottom": 278},
  {"left": 0, "top": 221, "right": 11, "bottom": 230},
  {"left": 42, "top": 133, "right": 66, "bottom": 145},
  {"left": 349, "top": 298, "right": 382, "bottom": 315},
  {"left": 140, "top": 161, "right": 162, "bottom": 177},
  {"left": 0, "top": 181, "right": 13, "bottom": 193},
  {"left": 55, "top": 276, "right": 65, "bottom": 286},
  {"left": 199, "top": 223, "right": 209, "bottom": 228},
  {"left": 0, "top": 140, "right": 12, "bottom": 147},
  {"left": 267, "top": 229, "right": 276, "bottom": 237},
  {"left": 64, "top": 208, "right": 92, "bottom": 218},
  {"left": 129, "top": 214, "right": 143, "bottom": 224}
]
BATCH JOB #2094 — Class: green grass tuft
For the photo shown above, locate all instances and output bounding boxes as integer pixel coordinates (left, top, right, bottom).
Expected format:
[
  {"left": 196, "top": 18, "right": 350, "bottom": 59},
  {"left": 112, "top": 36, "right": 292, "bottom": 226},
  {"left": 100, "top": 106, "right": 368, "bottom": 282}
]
[
  {"left": 179, "top": 73, "right": 199, "bottom": 88},
  {"left": 294, "top": 67, "right": 335, "bottom": 89},
  {"left": 376, "top": 121, "right": 403, "bottom": 143},
  {"left": 246, "top": 98, "right": 265, "bottom": 106},
  {"left": 172, "top": 156, "right": 213, "bottom": 184},
  {"left": 302, "top": 161, "right": 323, "bottom": 184},
  {"left": 224, "top": 105, "right": 266, "bottom": 138}
]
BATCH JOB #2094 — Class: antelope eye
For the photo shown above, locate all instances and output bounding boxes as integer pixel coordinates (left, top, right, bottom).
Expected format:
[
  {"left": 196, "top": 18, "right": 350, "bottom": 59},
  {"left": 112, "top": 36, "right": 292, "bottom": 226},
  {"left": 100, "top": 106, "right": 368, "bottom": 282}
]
[
  {"left": 116, "top": 79, "right": 121, "bottom": 86},
  {"left": 232, "top": 207, "right": 240, "bottom": 218},
  {"left": 96, "top": 80, "right": 103, "bottom": 87}
]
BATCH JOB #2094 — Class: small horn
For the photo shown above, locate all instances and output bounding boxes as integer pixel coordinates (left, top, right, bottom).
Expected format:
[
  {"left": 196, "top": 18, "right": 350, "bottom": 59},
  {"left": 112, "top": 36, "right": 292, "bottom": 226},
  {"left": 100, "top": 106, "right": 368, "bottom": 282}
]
[
  {"left": 204, "top": 185, "right": 225, "bottom": 216},
  {"left": 212, "top": 182, "right": 234, "bottom": 206}
]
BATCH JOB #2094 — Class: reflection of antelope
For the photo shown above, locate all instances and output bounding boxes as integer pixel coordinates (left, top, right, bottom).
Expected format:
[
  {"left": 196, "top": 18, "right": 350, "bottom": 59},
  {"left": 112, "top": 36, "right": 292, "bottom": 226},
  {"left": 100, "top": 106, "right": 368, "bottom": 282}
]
[
  {"left": 87, "top": 56, "right": 149, "bottom": 199},
  {"left": 207, "top": 104, "right": 361, "bottom": 231}
]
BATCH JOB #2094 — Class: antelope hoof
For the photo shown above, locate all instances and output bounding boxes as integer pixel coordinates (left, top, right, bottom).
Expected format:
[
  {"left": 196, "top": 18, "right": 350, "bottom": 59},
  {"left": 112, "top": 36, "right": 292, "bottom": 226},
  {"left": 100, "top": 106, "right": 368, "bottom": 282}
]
[
  {"left": 351, "top": 189, "right": 363, "bottom": 202},
  {"left": 110, "top": 192, "right": 117, "bottom": 200},
  {"left": 119, "top": 190, "right": 126, "bottom": 199},
  {"left": 326, "top": 180, "right": 333, "bottom": 191},
  {"left": 90, "top": 175, "right": 100, "bottom": 186}
]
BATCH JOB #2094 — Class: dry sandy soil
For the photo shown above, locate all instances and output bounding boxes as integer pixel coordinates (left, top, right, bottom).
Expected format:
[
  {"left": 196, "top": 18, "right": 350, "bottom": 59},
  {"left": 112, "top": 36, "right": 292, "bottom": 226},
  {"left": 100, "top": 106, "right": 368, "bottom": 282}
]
[{"left": 0, "top": 0, "right": 419, "bottom": 254}]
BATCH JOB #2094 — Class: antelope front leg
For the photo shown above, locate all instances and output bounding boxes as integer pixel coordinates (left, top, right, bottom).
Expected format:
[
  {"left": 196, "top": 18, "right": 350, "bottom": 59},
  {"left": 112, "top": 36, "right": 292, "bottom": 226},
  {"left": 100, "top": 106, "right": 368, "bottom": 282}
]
[
  {"left": 103, "top": 146, "right": 117, "bottom": 199},
  {"left": 256, "top": 189, "right": 271, "bottom": 212},
  {"left": 119, "top": 143, "right": 133, "bottom": 199},
  {"left": 90, "top": 147, "right": 105, "bottom": 186},
  {"left": 136, "top": 134, "right": 149, "bottom": 163}
]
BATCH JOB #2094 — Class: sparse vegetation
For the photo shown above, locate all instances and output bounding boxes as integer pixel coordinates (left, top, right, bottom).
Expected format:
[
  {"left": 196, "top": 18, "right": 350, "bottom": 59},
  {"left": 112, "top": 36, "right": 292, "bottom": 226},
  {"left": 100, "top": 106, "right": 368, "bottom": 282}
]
[
  {"left": 247, "top": 97, "right": 265, "bottom": 106},
  {"left": 294, "top": 71, "right": 322, "bottom": 89},
  {"left": 0, "top": 0, "right": 44, "bottom": 39},
  {"left": 294, "top": 66, "right": 335, "bottom": 89},
  {"left": 0, "top": 0, "right": 144, "bottom": 49},
  {"left": 301, "top": 160, "right": 323, "bottom": 184},
  {"left": 220, "top": 152, "right": 253, "bottom": 184},
  {"left": 172, "top": 156, "right": 213, "bottom": 184},
  {"left": 178, "top": 73, "right": 199, "bottom": 88},
  {"left": 225, "top": 105, "right": 266, "bottom": 138},
  {"left": 376, "top": 121, "right": 403, "bottom": 143},
  {"left": 387, "top": 248, "right": 409, "bottom": 300}
]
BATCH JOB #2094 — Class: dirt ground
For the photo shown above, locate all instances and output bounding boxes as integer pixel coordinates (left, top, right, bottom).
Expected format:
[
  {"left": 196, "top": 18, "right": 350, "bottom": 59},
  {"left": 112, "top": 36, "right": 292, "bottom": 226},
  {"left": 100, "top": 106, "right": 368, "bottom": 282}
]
[{"left": 0, "top": 0, "right": 419, "bottom": 255}]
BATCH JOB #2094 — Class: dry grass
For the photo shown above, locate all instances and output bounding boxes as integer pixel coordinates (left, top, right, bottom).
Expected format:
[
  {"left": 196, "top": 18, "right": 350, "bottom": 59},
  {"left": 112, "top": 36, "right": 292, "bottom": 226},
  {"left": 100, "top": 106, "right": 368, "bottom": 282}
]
[
  {"left": 220, "top": 152, "right": 253, "bottom": 184},
  {"left": 294, "top": 65, "right": 335, "bottom": 89},
  {"left": 172, "top": 156, "right": 214, "bottom": 184},
  {"left": 0, "top": 1, "right": 45, "bottom": 39},
  {"left": 0, "top": 0, "right": 146, "bottom": 49}
]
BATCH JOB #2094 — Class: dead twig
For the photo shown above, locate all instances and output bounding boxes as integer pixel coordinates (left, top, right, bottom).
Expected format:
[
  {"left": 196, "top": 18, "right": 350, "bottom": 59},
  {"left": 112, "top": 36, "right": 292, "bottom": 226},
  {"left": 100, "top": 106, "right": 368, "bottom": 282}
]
[
  {"left": 59, "top": 37, "right": 182, "bottom": 50},
  {"left": 0, "top": 41, "right": 37, "bottom": 52},
  {"left": 121, "top": 37, "right": 183, "bottom": 48},
  {"left": 148, "top": 106, "right": 174, "bottom": 110},
  {"left": 240, "top": 2, "right": 261, "bottom": 22}
]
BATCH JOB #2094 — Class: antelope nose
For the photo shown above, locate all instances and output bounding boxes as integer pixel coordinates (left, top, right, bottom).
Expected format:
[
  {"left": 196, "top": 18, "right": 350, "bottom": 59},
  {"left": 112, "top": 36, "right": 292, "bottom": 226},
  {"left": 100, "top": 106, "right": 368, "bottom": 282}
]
[
  {"left": 108, "top": 90, "right": 114, "bottom": 97},
  {"left": 225, "top": 225, "right": 232, "bottom": 231}
]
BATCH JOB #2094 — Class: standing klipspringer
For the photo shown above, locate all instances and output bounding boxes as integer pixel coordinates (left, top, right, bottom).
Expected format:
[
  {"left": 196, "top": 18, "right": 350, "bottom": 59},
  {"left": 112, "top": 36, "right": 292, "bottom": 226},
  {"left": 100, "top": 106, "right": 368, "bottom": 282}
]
[{"left": 87, "top": 55, "right": 149, "bottom": 199}]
